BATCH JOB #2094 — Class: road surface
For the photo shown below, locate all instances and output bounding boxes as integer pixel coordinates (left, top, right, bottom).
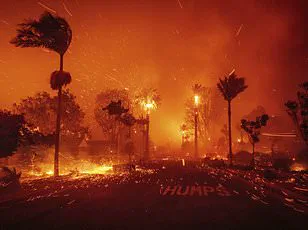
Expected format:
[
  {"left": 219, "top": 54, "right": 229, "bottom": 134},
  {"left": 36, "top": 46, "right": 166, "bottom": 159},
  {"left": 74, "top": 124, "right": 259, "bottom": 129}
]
[{"left": 0, "top": 161, "right": 307, "bottom": 229}]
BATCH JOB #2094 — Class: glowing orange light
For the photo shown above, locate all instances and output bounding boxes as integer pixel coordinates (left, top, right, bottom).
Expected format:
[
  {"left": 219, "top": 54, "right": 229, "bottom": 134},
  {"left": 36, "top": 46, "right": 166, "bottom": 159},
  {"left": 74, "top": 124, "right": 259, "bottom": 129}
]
[
  {"left": 141, "top": 98, "right": 157, "bottom": 114},
  {"left": 46, "top": 170, "right": 53, "bottom": 175},
  {"left": 145, "top": 102, "right": 154, "bottom": 110},
  {"left": 27, "top": 157, "right": 114, "bottom": 178},
  {"left": 291, "top": 163, "right": 306, "bottom": 171},
  {"left": 194, "top": 95, "right": 199, "bottom": 106}
]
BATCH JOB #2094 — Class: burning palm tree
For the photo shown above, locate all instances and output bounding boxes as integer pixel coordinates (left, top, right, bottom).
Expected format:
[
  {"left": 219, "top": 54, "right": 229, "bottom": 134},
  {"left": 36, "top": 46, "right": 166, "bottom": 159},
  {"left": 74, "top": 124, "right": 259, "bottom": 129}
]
[
  {"left": 11, "top": 11, "right": 72, "bottom": 176},
  {"left": 135, "top": 88, "right": 161, "bottom": 115},
  {"left": 217, "top": 70, "right": 247, "bottom": 166},
  {"left": 135, "top": 88, "right": 161, "bottom": 160}
]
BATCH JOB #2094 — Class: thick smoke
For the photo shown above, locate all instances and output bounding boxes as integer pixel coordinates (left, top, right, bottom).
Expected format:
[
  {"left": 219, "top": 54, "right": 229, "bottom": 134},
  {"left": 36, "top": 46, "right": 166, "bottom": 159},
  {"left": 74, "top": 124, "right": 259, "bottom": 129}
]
[{"left": 0, "top": 0, "right": 307, "bottom": 146}]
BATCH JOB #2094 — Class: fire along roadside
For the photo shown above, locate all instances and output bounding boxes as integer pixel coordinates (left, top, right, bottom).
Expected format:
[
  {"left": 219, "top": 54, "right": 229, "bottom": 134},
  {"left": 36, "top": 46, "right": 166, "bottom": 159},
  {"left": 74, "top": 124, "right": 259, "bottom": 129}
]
[{"left": 160, "top": 185, "right": 232, "bottom": 197}]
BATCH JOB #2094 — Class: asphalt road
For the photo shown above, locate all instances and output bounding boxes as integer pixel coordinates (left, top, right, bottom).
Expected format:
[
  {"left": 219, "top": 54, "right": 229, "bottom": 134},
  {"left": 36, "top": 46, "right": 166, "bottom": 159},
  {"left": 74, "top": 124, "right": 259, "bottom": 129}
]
[{"left": 0, "top": 162, "right": 307, "bottom": 230}]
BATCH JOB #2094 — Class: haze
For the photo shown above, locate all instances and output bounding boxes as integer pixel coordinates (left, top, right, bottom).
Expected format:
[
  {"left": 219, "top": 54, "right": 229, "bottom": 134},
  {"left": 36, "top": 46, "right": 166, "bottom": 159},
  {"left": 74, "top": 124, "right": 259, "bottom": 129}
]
[{"left": 1, "top": 0, "right": 307, "bottom": 146}]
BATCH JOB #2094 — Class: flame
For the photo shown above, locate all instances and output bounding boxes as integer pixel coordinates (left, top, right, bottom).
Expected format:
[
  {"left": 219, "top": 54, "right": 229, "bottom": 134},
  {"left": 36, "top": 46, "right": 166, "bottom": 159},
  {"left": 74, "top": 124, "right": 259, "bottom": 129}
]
[
  {"left": 141, "top": 98, "right": 157, "bottom": 114},
  {"left": 46, "top": 170, "right": 53, "bottom": 175},
  {"left": 290, "top": 163, "right": 306, "bottom": 172},
  {"left": 79, "top": 165, "right": 113, "bottom": 174},
  {"left": 27, "top": 160, "right": 113, "bottom": 178}
]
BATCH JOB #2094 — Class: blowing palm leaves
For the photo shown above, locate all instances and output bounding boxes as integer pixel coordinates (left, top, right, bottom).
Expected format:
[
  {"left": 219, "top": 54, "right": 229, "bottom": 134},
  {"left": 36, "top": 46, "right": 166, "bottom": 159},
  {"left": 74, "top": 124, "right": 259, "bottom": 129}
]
[
  {"left": 217, "top": 70, "right": 248, "bottom": 166},
  {"left": 11, "top": 11, "right": 72, "bottom": 176}
]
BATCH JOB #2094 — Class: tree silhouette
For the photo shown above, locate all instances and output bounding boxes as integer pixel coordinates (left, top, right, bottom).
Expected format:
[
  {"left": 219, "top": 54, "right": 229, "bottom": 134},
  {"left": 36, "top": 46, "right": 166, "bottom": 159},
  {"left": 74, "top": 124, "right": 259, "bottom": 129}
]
[
  {"left": 11, "top": 11, "right": 72, "bottom": 176},
  {"left": 119, "top": 113, "right": 136, "bottom": 127},
  {"left": 243, "top": 106, "right": 266, "bottom": 121},
  {"left": 0, "top": 110, "right": 26, "bottom": 159},
  {"left": 134, "top": 88, "right": 161, "bottom": 115},
  {"left": 103, "top": 100, "right": 129, "bottom": 116},
  {"left": 285, "top": 82, "right": 308, "bottom": 147},
  {"left": 0, "top": 110, "right": 52, "bottom": 160},
  {"left": 13, "top": 90, "right": 88, "bottom": 148},
  {"left": 241, "top": 114, "right": 269, "bottom": 167},
  {"left": 192, "top": 84, "right": 203, "bottom": 95},
  {"left": 95, "top": 89, "right": 130, "bottom": 145},
  {"left": 217, "top": 70, "right": 248, "bottom": 166},
  {"left": 237, "top": 106, "right": 267, "bottom": 144}
]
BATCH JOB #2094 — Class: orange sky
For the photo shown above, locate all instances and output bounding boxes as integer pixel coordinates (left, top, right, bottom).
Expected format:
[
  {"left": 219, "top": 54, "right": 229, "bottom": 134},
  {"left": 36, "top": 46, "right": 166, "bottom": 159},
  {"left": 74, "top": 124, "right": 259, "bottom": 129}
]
[{"left": 1, "top": 0, "right": 307, "bottom": 146}]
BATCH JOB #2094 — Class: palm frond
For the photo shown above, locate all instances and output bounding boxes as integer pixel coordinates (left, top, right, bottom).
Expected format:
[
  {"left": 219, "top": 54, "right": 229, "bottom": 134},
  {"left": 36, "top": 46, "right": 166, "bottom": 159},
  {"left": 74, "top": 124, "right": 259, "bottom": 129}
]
[
  {"left": 192, "top": 83, "right": 203, "bottom": 95},
  {"left": 10, "top": 20, "right": 44, "bottom": 48},
  {"left": 217, "top": 71, "right": 247, "bottom": 101},
  {"left": 11, "top": 11, "right": 72, "bottom": 55},
  {"left": 50, "top": 71, "right": 72, "bottom": 90}
]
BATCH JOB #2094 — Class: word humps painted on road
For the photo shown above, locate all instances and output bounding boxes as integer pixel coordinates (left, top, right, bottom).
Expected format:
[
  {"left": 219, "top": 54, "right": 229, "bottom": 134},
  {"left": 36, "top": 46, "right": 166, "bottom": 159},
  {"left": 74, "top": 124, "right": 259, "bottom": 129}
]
[{"left": 160, "top": 185, "right": 232, "bottom": 197}]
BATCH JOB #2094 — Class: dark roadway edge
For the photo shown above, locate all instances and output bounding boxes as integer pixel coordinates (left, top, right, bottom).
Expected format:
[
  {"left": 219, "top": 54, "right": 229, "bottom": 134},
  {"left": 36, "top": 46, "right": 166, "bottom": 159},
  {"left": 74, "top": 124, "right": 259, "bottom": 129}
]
[{"left": 1, "top": 167, "right": 307, "bottom": 229}]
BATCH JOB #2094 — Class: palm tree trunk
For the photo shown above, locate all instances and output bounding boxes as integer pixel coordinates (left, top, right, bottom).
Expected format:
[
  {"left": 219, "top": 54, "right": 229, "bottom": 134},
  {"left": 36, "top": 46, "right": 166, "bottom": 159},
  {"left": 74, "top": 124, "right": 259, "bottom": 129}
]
[
  {"left": 228, "top": 100, "right": 232, "bottom": 166},
  {"left": 54, "top": 54, "right": 64, "bottom": 177}
]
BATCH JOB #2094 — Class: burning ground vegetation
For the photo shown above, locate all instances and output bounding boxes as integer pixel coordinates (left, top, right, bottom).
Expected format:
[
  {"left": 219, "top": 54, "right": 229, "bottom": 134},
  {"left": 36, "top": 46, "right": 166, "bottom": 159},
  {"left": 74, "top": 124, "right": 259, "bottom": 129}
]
[
  {"left": 0, "top": 161, "right": 158, "bottom": 203},
  {"left": 0, "top": 148, "right": 153, "bottom": 195},
  {"left": 0, "top": 157, "right": 307, "bottom": 207}
]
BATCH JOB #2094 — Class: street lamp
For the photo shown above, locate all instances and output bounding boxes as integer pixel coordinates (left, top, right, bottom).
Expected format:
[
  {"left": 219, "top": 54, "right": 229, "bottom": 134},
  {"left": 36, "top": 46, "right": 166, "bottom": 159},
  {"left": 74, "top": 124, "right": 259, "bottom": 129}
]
[
  {"left": 194, "top": 95, "right": 199, "bottom": 107},
  {"left": 142, "top": 99, "right": 156, "bottom": 160},
  {"left": 180, "top": 124, "right": 188, "bottom": 149},
  {"left": 181, "top": 130, "right": 186, "bottom": 147},
  {"left": 194, "top": 94, "right": 199, "bottom": 159}
]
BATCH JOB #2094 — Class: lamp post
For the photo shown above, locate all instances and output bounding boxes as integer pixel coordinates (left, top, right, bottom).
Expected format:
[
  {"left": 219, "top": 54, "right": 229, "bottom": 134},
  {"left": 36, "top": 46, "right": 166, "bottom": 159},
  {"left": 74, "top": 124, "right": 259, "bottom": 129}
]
[
  {"left": 144, "top": 101, "right": 155, "bottom": 160},
  {"left": 180, "top": 124, "right": 187, "bottom": 150},
  {"left": 194, "top": 94, "right": 199, "bottom": 159}
]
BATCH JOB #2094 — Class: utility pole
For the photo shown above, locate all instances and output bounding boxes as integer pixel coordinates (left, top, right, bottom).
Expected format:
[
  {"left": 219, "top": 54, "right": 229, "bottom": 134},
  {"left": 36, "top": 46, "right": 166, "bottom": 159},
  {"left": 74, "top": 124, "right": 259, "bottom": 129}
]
[{"left": 194, "top": 95, "right": 199, "bottom": 159}]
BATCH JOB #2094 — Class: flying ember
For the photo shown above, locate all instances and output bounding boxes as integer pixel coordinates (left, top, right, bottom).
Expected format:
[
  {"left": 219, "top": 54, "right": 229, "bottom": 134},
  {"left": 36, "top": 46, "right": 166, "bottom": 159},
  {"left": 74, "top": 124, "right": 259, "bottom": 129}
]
[{"left": 0, "top": 1, "right": 307, "bottom": 229}]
